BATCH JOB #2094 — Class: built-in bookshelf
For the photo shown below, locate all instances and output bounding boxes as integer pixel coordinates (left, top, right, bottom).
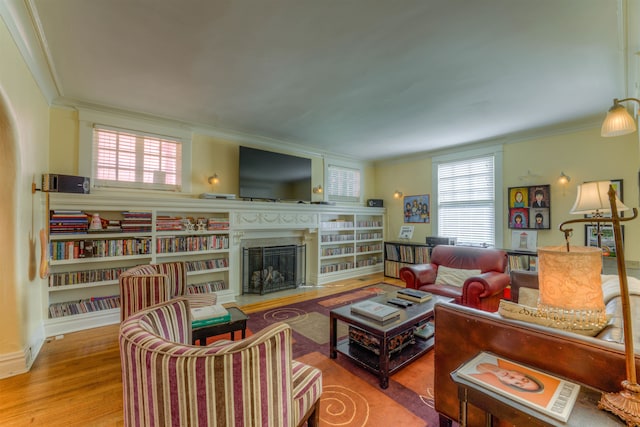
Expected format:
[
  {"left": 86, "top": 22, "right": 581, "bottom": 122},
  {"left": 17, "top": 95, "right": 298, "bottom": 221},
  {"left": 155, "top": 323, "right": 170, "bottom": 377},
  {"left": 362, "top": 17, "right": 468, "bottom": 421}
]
[
  {"left": 317, "top": 212, "right": 384, "bottom": 284},
  {"left": 383, "top": 241, "right": 431, "bottom": 278},
  {"left": 505, "top": 249, "right": 538, "bottom": 272},
  {"left": 46, "top": 196, "right": 233, "bottom": 336}
]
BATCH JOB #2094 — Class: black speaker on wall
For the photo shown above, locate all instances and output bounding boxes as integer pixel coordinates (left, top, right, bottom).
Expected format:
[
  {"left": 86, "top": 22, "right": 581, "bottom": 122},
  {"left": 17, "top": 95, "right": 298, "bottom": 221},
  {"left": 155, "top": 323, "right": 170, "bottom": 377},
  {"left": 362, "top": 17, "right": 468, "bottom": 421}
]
[
  {"left": 42, "top": 174, "right": 90, "bottom": 194},
  {"left": 367, "top": 199, "right": 383, "bottom": 207}
]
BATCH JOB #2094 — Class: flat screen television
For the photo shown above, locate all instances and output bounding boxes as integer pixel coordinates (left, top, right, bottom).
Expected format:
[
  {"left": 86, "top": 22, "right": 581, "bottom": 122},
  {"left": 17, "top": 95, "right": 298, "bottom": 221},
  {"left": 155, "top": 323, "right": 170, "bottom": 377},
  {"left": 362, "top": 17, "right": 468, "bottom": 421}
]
[{"left": 239, "top": 146, "right": 312, "bottom": 202}]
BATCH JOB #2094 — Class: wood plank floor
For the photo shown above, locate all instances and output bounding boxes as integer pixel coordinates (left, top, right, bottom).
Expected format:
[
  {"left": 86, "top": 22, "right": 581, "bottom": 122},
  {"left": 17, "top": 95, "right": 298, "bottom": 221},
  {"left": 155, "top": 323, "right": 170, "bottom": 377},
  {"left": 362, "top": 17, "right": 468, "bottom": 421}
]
[{"left": 0, "top": 273, "right": 403, "bottom": 426}]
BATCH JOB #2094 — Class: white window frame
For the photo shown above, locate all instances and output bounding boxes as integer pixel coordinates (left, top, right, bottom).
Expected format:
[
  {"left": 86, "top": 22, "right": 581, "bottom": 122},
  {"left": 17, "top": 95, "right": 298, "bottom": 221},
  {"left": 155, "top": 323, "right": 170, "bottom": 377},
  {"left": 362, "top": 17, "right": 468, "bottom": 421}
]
[
  {"left": 324, "top": 159, "right": 363, "bottom": 204},
  {"left": 431, "top": 145, "right": 504, "bottom": 247},
  {"left": 78, "top": 109, "right": 192, "bottom": 193}
]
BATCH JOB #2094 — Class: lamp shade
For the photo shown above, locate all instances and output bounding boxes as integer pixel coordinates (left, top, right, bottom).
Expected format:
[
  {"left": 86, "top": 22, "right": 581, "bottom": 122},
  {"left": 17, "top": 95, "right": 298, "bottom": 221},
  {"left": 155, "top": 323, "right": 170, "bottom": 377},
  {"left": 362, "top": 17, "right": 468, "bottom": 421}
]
[
  {"left": 570, "top": 181, "right": 629, "bottom": 215},
  {"left": 537, "top": 246, "right": 606, "bottom": 327},
  {"left": 601, "top": 104, "right": 637, "bottom": 137}
]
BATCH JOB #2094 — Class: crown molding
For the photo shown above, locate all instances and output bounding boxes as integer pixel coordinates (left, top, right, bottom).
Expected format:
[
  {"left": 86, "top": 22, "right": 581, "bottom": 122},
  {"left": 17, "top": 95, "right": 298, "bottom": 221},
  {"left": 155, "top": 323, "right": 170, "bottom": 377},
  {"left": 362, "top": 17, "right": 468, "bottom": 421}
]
[{"left": 0, "top": 0, "right": 60, "bottom": 104}]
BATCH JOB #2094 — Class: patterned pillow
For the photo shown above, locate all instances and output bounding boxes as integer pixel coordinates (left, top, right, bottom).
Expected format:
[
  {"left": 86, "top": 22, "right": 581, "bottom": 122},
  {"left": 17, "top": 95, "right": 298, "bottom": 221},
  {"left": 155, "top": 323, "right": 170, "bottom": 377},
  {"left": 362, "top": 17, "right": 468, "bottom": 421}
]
[{"left": 435, "top": 265, "right": 482, "bottom": 287}]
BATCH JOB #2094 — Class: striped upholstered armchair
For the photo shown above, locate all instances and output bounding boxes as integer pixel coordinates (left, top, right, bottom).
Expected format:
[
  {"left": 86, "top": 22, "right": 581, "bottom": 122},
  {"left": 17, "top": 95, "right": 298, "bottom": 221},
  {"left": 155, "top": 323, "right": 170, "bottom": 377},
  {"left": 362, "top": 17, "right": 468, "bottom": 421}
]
[
  {"left": 119, "top": 298, "right": 322, "bottom": 427},
  {"left": 119, "top": 261, "right": 217, "bottom": 321}
]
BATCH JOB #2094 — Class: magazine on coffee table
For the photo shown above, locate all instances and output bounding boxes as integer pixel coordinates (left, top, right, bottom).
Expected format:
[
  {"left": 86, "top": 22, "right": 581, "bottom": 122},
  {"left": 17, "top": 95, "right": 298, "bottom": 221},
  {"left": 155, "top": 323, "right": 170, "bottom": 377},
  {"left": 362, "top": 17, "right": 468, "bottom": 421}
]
[{"left": 455, "top": 352, "right": 580, "bottom": 422}]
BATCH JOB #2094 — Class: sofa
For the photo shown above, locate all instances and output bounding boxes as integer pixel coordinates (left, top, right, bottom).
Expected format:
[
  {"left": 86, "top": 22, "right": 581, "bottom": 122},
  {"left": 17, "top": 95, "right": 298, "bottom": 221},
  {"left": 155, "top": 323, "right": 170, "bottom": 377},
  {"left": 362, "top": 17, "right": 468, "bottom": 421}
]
[
  {"left": 399, "top": 245, "right": 510, "bottom": 312},
  {"left": 434, "top": 273, "right": 640, "bottom": 426},
  {"left": 119, "top": 298, "right": 323, "bottom": 427}
]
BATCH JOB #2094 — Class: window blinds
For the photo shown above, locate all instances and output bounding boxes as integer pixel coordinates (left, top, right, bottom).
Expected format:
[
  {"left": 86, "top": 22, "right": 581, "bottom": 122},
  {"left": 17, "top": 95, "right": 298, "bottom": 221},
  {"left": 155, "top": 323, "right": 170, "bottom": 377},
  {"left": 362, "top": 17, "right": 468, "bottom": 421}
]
[
  {"left": 326, "top": 164, "right": 361, "bottom": 202},
  {"left": 437, "top": 155, "right": 495, "bottom": 247},
  {"left": 92, "top": 125, "right": 182, "bottom": 191}
]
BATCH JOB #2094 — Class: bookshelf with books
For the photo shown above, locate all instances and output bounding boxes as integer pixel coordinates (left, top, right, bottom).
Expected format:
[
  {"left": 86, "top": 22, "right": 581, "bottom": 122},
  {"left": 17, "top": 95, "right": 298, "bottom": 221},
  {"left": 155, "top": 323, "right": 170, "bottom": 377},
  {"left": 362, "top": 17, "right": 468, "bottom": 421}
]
[
  {"left": 318, "top": 212, "right": 384, "bottom": 284},
  {"left": 45, "top": 195, "right": 235, "bottom": 336},
  {"left": 505, "top": 249, "right": 538, "bottom": 272},
  {"left": 383, "top": 241, "right": 431, "bottom": 278}
]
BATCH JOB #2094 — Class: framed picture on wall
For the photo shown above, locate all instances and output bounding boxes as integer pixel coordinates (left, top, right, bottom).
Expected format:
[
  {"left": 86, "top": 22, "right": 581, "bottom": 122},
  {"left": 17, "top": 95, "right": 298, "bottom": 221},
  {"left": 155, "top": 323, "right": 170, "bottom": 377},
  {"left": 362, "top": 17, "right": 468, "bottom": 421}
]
[
  {"left": 585, "top": 224, "right": 623, "bottom": 257},
  {"left": 403, "top": 194, "right": 430, "bottom": 223},
  {"left": 508, "top": 185, "right": 551, "bottom": 229}
]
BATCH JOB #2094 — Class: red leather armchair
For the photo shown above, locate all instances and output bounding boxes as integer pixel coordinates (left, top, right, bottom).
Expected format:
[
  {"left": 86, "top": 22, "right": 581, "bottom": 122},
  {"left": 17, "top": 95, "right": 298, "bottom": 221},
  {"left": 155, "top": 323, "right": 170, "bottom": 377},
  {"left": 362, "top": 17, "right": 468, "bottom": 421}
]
[{"left": 399, "top": 245, "right": 509, "bottom": 312}]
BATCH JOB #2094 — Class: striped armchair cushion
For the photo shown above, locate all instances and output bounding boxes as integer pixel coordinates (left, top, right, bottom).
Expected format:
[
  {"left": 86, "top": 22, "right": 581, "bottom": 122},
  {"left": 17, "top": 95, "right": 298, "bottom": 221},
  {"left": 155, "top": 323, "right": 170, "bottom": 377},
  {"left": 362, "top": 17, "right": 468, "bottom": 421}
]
[
  {"left": 155, "top": 261, "right": 187, "bottom": 297},
  {"left": 120, "top": 299, "right": 322, "bottom": 427},
  {"left": 119, "top": 265, "right": 171, "bottom": 321}
]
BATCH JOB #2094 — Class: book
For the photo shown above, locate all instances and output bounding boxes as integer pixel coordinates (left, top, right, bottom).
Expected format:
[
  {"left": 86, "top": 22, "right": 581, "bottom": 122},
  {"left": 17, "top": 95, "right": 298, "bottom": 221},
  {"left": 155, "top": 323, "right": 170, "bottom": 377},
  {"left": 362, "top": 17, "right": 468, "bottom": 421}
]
[
  {"left": 191, "top": 313, "right": 232, "bottom": 328},
  {"left": 455, "top": 352, "right": 580, "bottom": 422},
  {"left": 350, "top": 300, "right": 400, "bottom": 322},
  {"left": 397, "top": 288, "right": 432, "bottom": 303},
  {"left": 191, "top": 304, "right": 228, "bottom": 321}
]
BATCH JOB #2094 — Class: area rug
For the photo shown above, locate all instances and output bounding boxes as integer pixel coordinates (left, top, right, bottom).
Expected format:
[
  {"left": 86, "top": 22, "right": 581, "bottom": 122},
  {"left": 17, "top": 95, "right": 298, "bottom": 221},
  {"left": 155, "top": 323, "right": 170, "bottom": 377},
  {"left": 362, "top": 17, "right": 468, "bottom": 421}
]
[{"left": 245, "top": 283, "right": 441, "bottom": 427}]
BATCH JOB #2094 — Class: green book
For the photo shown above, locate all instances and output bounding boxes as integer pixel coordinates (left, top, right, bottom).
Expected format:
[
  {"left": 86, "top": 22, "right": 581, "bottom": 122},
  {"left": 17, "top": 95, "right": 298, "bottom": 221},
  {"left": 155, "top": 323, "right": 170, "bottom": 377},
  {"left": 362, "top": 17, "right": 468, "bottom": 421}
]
[{"left": 191, "top": 313, "right": 231, "bottom": 328}]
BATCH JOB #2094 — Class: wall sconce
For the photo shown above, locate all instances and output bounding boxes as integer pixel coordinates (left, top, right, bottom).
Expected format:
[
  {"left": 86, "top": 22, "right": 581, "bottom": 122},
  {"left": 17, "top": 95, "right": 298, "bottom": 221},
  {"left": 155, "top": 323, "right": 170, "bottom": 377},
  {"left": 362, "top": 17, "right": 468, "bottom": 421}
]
[
  {"left": 557, "top": 172, "right": 571, "bottom": 185},
  {"left": 393, "top": 190, "right": 403, "bottom": 199},
  {"left": 312, "top": 185, "right": 323, "bottom": 194},
  {"left": 207, "top": 173, "right": 219, "bottom": 185},
  {"left": 601, "top": 98, "right": 640, "bottom": 137}
]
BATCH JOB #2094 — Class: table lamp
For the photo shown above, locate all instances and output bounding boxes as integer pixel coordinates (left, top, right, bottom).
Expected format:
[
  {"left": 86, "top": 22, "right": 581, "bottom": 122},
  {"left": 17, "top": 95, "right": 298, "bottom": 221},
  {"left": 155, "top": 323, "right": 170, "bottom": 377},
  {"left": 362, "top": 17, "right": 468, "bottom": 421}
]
[{"left": 555, "top": 182, "right": 639, "bottom": 425}]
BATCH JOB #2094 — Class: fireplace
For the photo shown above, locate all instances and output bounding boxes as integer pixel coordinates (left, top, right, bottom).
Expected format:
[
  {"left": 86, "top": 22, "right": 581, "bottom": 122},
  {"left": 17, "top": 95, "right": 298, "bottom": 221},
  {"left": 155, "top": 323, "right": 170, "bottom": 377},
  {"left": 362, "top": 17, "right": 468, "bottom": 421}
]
[{"left": 242, "top": 244, "right": 306, "bottom": 294}]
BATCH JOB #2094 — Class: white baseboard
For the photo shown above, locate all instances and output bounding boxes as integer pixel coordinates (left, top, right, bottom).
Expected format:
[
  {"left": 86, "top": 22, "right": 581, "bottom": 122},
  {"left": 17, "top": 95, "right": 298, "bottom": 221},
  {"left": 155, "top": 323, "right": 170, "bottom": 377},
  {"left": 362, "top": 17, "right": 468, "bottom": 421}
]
[{"left": 0, "top": 349, "right": 29, "bottom": 379}]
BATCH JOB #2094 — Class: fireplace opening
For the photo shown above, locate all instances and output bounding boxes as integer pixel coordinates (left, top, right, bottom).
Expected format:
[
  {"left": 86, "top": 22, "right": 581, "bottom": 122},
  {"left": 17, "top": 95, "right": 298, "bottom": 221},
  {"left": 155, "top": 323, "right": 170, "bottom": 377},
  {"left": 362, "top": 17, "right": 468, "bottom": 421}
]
[{"left": 242, "top": 244, "right": 306, "bottom": 295}]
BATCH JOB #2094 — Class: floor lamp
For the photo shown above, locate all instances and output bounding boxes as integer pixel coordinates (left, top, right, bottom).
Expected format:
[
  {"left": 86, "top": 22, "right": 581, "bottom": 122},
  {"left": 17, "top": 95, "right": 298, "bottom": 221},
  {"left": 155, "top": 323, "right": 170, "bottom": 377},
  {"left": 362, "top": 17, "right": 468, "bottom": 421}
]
[{"left": 559, "top": 183, "right": 638, "bottom": 425}]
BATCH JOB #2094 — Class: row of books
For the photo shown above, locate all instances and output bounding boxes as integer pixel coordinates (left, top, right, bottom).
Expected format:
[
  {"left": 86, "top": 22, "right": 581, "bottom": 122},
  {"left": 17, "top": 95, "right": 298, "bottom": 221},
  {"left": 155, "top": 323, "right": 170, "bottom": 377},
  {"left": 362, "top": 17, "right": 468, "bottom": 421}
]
[
  {"left": 320, "top": 220, "right": 354, "bottom": 229},
  {"left": 385, "top": 244, "right": 431, "bottom": 264},
  {"left": 356, "top": 232, "right": 383, "bottom": 240},
  {"left": 156, "top": 216, "right": 230, "bottom": 231},
  {"left": 320, "top": 261, "right": 354, "bottom": 273},
  {"left": 186, "top": 280, "right": 227, "bottom": 294},
  {"left": 156, "top": 235, "right": 229, "bottom": 253},
  {"left": 49, "top": 238, "right": 152, "bottom": 260},
  {"left": 356, "top": 243, "right": 382, "bottom": 253},
  {"left": 356, "top": 257, "right": 380, "bottom": 267},
  {"left": 184, "top": 258, "right": 229, "bottom": 272},
  {"left": 321, "top": 246, "right": 354, "bottom": 256},
  {"left": 48, "top": 266, "right": 128, "bottom": 287},
  {"left": 508, "top": 254, "right": 538, "bottom": 271},
  {"left": 49, "top": 295, "right": 120, "bottom": 318},
  {"left": 355, "top": 220, "right": 383, "bottom": 227},
  {"left": 320, "top": 234, "right": 354, "bottom": 243}
]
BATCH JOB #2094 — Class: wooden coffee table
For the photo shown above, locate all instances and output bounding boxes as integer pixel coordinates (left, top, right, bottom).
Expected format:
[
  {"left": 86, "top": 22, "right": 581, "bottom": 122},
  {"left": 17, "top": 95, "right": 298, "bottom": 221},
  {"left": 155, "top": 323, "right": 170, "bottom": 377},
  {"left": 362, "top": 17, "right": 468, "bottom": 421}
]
[
  {"left": 329, "top": 294, "right": 446, "bottom": 389},
  {"left": 192, "top": 306, "right": 249, "bottom": 345}
]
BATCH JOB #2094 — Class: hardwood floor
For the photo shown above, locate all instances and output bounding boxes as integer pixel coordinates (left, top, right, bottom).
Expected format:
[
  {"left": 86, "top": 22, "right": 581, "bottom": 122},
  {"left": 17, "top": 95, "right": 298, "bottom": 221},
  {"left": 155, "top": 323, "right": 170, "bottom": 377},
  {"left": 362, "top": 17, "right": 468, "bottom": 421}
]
[{"left": 0, "top": 273, "right": 403, "bottom": 426}]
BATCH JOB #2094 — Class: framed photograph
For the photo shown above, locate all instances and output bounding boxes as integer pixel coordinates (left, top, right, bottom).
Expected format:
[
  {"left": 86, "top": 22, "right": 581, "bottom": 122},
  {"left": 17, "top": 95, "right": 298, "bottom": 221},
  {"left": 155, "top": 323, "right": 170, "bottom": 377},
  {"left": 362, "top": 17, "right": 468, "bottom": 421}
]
[
  {"left": 507, "top": 185, "right": 551, "bottom": 229},
  {"left": 455, "top": 352, "right": 580, "bottom": 422},
  {"left": 511, "top": 230, "right": 537, "bottom": 252},
  {"left": 403, "top": 194, "right": 430, "bottom": 223},
  {"left": 585, "top": 224, "right": 623, "bottom": 257}
]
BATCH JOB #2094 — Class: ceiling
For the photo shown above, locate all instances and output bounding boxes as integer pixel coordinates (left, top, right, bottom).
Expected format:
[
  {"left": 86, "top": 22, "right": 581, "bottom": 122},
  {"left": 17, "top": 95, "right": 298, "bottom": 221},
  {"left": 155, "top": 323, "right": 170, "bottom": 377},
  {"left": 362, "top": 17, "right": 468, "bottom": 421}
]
[{"left": 14, "top": 0, "right": 630, "bottom": 160}]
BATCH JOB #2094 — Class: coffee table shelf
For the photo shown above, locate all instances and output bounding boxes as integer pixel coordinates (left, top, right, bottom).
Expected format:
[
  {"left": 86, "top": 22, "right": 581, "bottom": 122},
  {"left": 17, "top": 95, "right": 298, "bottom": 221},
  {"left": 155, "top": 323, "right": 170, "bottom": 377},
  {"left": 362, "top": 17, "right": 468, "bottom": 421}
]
[
  {"left": 335, "top": 335, "right": 434, "bottom": 373},
  {"left": 330, "top": 294, "right": 445, "bottom": 389}
]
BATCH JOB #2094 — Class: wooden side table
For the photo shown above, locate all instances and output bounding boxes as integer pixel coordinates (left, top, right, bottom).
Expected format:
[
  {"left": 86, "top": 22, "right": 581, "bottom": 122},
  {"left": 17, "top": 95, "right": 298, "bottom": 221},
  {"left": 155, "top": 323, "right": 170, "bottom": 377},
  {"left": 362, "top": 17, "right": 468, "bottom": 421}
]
[
  {"left": 192, "top": 306, "right": 249, "bottom": 346},
  {"left": 451, "top": 372, "right": 624, "bottom": 427}
]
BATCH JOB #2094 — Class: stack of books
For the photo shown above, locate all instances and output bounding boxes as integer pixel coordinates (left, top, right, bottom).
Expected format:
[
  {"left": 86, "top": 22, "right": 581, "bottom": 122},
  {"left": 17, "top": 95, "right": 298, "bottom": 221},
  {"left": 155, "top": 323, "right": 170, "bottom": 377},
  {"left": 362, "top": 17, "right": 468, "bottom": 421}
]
[
  {"left": 49, "top": 210, "right": 89, "bottom": 234},
  {"left": 121, "top": 211, "right": 152, "bottom": 232},
  {"left": 350, "top": 300, "right": 400, "bottom": 322},
  {"left": 397, "top": 288, "right": 432, "bottom": 303},
  {"left": 191, "top": 304, "right": 231, "bottom": 328},
  {"left": 156, "top": 215, "right": 183, "bottom": 231}
]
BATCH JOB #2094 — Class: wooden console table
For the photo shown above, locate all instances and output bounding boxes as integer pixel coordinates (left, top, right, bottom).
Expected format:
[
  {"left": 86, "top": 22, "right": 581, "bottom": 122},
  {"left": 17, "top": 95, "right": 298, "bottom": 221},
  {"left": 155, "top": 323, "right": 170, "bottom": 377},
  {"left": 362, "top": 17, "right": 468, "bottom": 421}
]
[{"left": 451, "top": 372, "right": 624, "bottom": 426}]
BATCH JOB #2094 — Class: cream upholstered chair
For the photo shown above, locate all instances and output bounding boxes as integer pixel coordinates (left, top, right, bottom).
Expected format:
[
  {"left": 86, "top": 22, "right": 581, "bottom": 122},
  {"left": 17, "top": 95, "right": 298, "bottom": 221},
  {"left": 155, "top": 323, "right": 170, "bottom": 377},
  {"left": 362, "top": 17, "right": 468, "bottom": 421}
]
[
  {"left": 119, "top": 261, "right": 217, "bottom": 321},
  {"left": 119, "top": 298, "right": 322, "bottom": 427}
]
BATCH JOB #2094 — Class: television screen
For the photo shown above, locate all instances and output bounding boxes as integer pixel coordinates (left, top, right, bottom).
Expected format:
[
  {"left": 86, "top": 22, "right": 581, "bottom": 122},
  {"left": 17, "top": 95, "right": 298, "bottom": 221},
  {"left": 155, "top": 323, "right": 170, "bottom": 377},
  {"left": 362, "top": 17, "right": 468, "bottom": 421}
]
[{"left": 239, "top": 146, "right": 312, "bottom": 201}]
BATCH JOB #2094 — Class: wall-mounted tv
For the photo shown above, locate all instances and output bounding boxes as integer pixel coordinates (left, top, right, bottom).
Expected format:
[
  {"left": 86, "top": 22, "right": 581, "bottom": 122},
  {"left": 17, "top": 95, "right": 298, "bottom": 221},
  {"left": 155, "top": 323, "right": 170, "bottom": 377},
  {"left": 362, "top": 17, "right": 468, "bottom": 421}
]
[{"left": 239, "top": 146, "right": 312, "bottom": 202}]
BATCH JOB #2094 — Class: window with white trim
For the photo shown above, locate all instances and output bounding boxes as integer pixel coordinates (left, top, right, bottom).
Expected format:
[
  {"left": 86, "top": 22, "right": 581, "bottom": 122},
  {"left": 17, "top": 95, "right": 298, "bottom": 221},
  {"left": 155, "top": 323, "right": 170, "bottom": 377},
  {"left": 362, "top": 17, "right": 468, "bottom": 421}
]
[
  {"left": 435, "top": 153, "right": 497, "bottom": 247},
  {"left": 92, "top": 126, "right": 182, "bottom": 191},
  {"left": 326, "top": 164, "right": 361, "bottom": 203}
]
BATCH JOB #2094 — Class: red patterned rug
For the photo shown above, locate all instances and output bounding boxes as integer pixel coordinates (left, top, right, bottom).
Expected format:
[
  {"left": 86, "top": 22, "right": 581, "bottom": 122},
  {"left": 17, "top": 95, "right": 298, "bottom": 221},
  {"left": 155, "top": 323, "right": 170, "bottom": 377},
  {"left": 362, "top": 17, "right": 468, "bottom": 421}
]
[{"left": 244, "top": 283, "right": 441, "bottom": 427}]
